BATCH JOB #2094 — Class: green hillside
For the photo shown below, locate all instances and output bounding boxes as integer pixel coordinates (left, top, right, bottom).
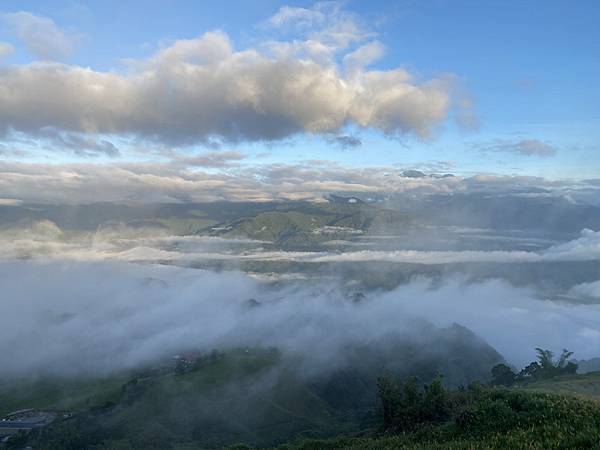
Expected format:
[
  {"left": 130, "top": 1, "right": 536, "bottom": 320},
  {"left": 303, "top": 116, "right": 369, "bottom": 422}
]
[
  {"left": 513, "top": 371, "right": 600, "bottom": 400},
  {"left": 16, "top": 370, "right": 600, "bottom": 450},
  {"left": 0, "top": 376, "right": 129, "bottom": 418},
  {"left": 5, "top": 322, "right": 503, "bottom": 449},
  {"left": 214, "top": 202, "right": 409, "bottom": 247},
  {"left": 0, "top": 200, "right": 409, "bottom": 249},
  {"left": 5, "top": 335, "right": 599, "bottom": 450},
  {"left": 276, "top": 382, "right": 600, "bottom": 450},
  {"left": 14, "top": 349, "right": 354, "bottom": 449}
]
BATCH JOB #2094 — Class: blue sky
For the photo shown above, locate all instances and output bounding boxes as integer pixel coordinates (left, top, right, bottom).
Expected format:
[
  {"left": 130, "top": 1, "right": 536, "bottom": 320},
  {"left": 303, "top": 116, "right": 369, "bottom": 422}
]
[{"left": 0, "top": 0, "right": 599, "bottom": 204}]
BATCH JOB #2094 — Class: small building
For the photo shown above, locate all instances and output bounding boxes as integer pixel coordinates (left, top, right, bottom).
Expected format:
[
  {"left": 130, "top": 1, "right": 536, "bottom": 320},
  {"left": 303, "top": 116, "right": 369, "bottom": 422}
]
[
  {"left": 0, "top": 410, "right": 58, "bottom": 442},
  {"left": 173, "top": 351, "right": 202, "bottom": 365}
]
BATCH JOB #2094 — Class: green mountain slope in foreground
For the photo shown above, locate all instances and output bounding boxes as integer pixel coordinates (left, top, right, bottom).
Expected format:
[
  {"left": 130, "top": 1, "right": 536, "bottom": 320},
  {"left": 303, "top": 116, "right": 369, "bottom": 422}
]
[
  {"left": 279, "top": 375, "right": 600, "bottom": 450},
  {"left": 3, "top": 348, "right": 600, "bottom": 449}
]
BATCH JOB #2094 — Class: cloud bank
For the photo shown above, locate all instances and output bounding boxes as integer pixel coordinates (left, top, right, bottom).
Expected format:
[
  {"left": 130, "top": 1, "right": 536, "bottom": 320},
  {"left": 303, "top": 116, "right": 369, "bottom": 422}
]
[
  {"left": 1, "top": 260, "right": 599, "bottom": 379},
  {"left": 1, "top": 223, "right": 598, "bottom": 272},
  {"left": 1, "top": 159, "right": 596, "bottom": 204}
]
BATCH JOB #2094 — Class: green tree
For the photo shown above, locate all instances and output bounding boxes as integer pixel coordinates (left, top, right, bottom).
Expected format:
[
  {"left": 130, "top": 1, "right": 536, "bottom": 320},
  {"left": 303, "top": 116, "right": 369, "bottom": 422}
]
[
  {"left": 557, "top": 349, "right": 574, "bottom": 369},
  {"left": 517, "top": 348, "right": 578, "bottom": 382},
  {"left": 535, "top": 348, "right": 555, "bottom": 373},
  {"left": 491, "top": 363, "right": 516, "bottom": 386},
  {"left": 421, "top": 377, "right": 451, "bottom": 423},
  {"left": 377, "top": 376, "right": 401, "bottom": 428},
  {"left": 377, "top": 376, "right": 450, "bottom": 431},
  {"left": 518, "top": 361, "right": 542, "bottom": 381},
  {"left": 534, "top": 348, "right": 578, "bottom": 379}
]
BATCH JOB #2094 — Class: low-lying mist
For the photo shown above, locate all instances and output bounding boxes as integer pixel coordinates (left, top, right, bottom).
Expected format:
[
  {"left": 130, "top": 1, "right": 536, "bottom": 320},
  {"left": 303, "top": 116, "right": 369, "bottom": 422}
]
[
  {"left": 1, "top": 260, "right": 599, "bottom": 380},
  {"left": 2, "top": 221, "right": 599, "bottom": 266}
]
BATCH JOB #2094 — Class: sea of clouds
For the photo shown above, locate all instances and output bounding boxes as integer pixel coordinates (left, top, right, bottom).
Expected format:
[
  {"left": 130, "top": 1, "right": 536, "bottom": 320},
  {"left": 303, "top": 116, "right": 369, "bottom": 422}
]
[{"left": 1, "top": 259, "right": 599, "bottom": 379}]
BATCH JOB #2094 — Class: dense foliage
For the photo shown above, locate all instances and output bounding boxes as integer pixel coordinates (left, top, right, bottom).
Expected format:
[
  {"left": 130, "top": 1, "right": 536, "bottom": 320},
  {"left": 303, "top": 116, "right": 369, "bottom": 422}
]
[
  {"left": 491, "top": 348, "right": 578, "bottom": 387},
  {"left": 278, "top": 384, "right": 600, "bottom": 450}
]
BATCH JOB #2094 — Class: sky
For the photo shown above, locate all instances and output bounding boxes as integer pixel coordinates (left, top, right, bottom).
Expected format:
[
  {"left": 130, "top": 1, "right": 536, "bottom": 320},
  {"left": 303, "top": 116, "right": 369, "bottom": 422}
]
[{"left": 0, "top": 0, "right": 599, "bottom": 204}]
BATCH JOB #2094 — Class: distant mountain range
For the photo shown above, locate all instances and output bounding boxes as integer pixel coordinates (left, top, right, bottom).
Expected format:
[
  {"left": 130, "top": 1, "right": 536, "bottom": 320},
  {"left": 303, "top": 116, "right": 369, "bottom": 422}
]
[{"left": 1, "top": 191, "right": 599, "bottom": 247}]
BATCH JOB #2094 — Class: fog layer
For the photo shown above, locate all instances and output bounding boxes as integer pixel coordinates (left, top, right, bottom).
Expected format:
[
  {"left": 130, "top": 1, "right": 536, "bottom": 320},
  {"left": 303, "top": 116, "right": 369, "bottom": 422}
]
[
  {"left": 1, "top": 223, "right": 599, "bottom": 265},
  {"left": 1, "top": 260, "right": 599, "bottom": 379}
]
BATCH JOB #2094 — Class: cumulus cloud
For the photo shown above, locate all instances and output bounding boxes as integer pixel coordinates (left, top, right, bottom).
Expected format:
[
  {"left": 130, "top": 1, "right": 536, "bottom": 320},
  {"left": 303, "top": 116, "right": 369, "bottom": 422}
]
[
  {"left": 2, "top": 11, "right": 78, "bottom": 60},
  {"left": 343, "top": 41, "right": 385, "bottom": 73},
  {"left": 0, "top": 4, "right": 460, "bottom": 147},
  {"left": 474, "top": 139, "right": 558, "bottom": 157}
]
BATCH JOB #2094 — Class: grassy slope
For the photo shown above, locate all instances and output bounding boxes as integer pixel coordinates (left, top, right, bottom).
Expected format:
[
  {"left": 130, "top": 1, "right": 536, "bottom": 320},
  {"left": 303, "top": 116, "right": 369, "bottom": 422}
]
[
  {"left": 218, "top": 202, "right": 408, "bottom": 246},
  {"left": 8, "top": 356, "right": 600, "bottom": 449},
  {"left": 0, "top": 376, "right": 129, "bottom": 417},
  {"left": 17, "top": 349, "right": 355, "bottom": 449},
  {"left": 275, "top": 389, "right": 600, "bottom": 450},
  {"left": 0, "top": 350, "right": 278, "bottom": 414},
  {"left": 513, "top": 371, "right": 600, "bottom": 400},
  {"left": 98, "top": 350, "right": 345, "bottom": 445}
]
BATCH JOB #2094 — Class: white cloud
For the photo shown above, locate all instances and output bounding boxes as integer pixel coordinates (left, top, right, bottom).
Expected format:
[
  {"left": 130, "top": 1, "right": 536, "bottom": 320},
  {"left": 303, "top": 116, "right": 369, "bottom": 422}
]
[
  {"left": 343, "top": 40, "right": 385, "bottom": 73},
  {"left": 266, "top": 1, "right": 372, "bottom": 49},
  {"left": 0, "top": 4, "right": 460, "bottom": 146},
  {"left": 147, "top": 31, "right": 233, "bottom": 67},
  {"left": 0, "top": 160, "right": 597, "bottom": 204},
  {"left": 543, "top": 229, "right": 600, "bottom": 261},
  {"left": 268, "top": 4, "right": 328, "bottom": 29},
  {"left": 2, "top": 11, "right": 78, "bottom": 60},
  {"left": 1, "top": 260, "right": 599, "bottom": 378},
  {"left": 2, "top": 220, "right": 599, "bottom": 269}
]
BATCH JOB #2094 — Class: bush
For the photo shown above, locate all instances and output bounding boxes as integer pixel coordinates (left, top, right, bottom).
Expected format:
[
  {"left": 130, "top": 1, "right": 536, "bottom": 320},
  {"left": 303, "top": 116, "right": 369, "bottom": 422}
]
[{"left": 377, "top": 376, "right": 451, "bottom": 431}]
